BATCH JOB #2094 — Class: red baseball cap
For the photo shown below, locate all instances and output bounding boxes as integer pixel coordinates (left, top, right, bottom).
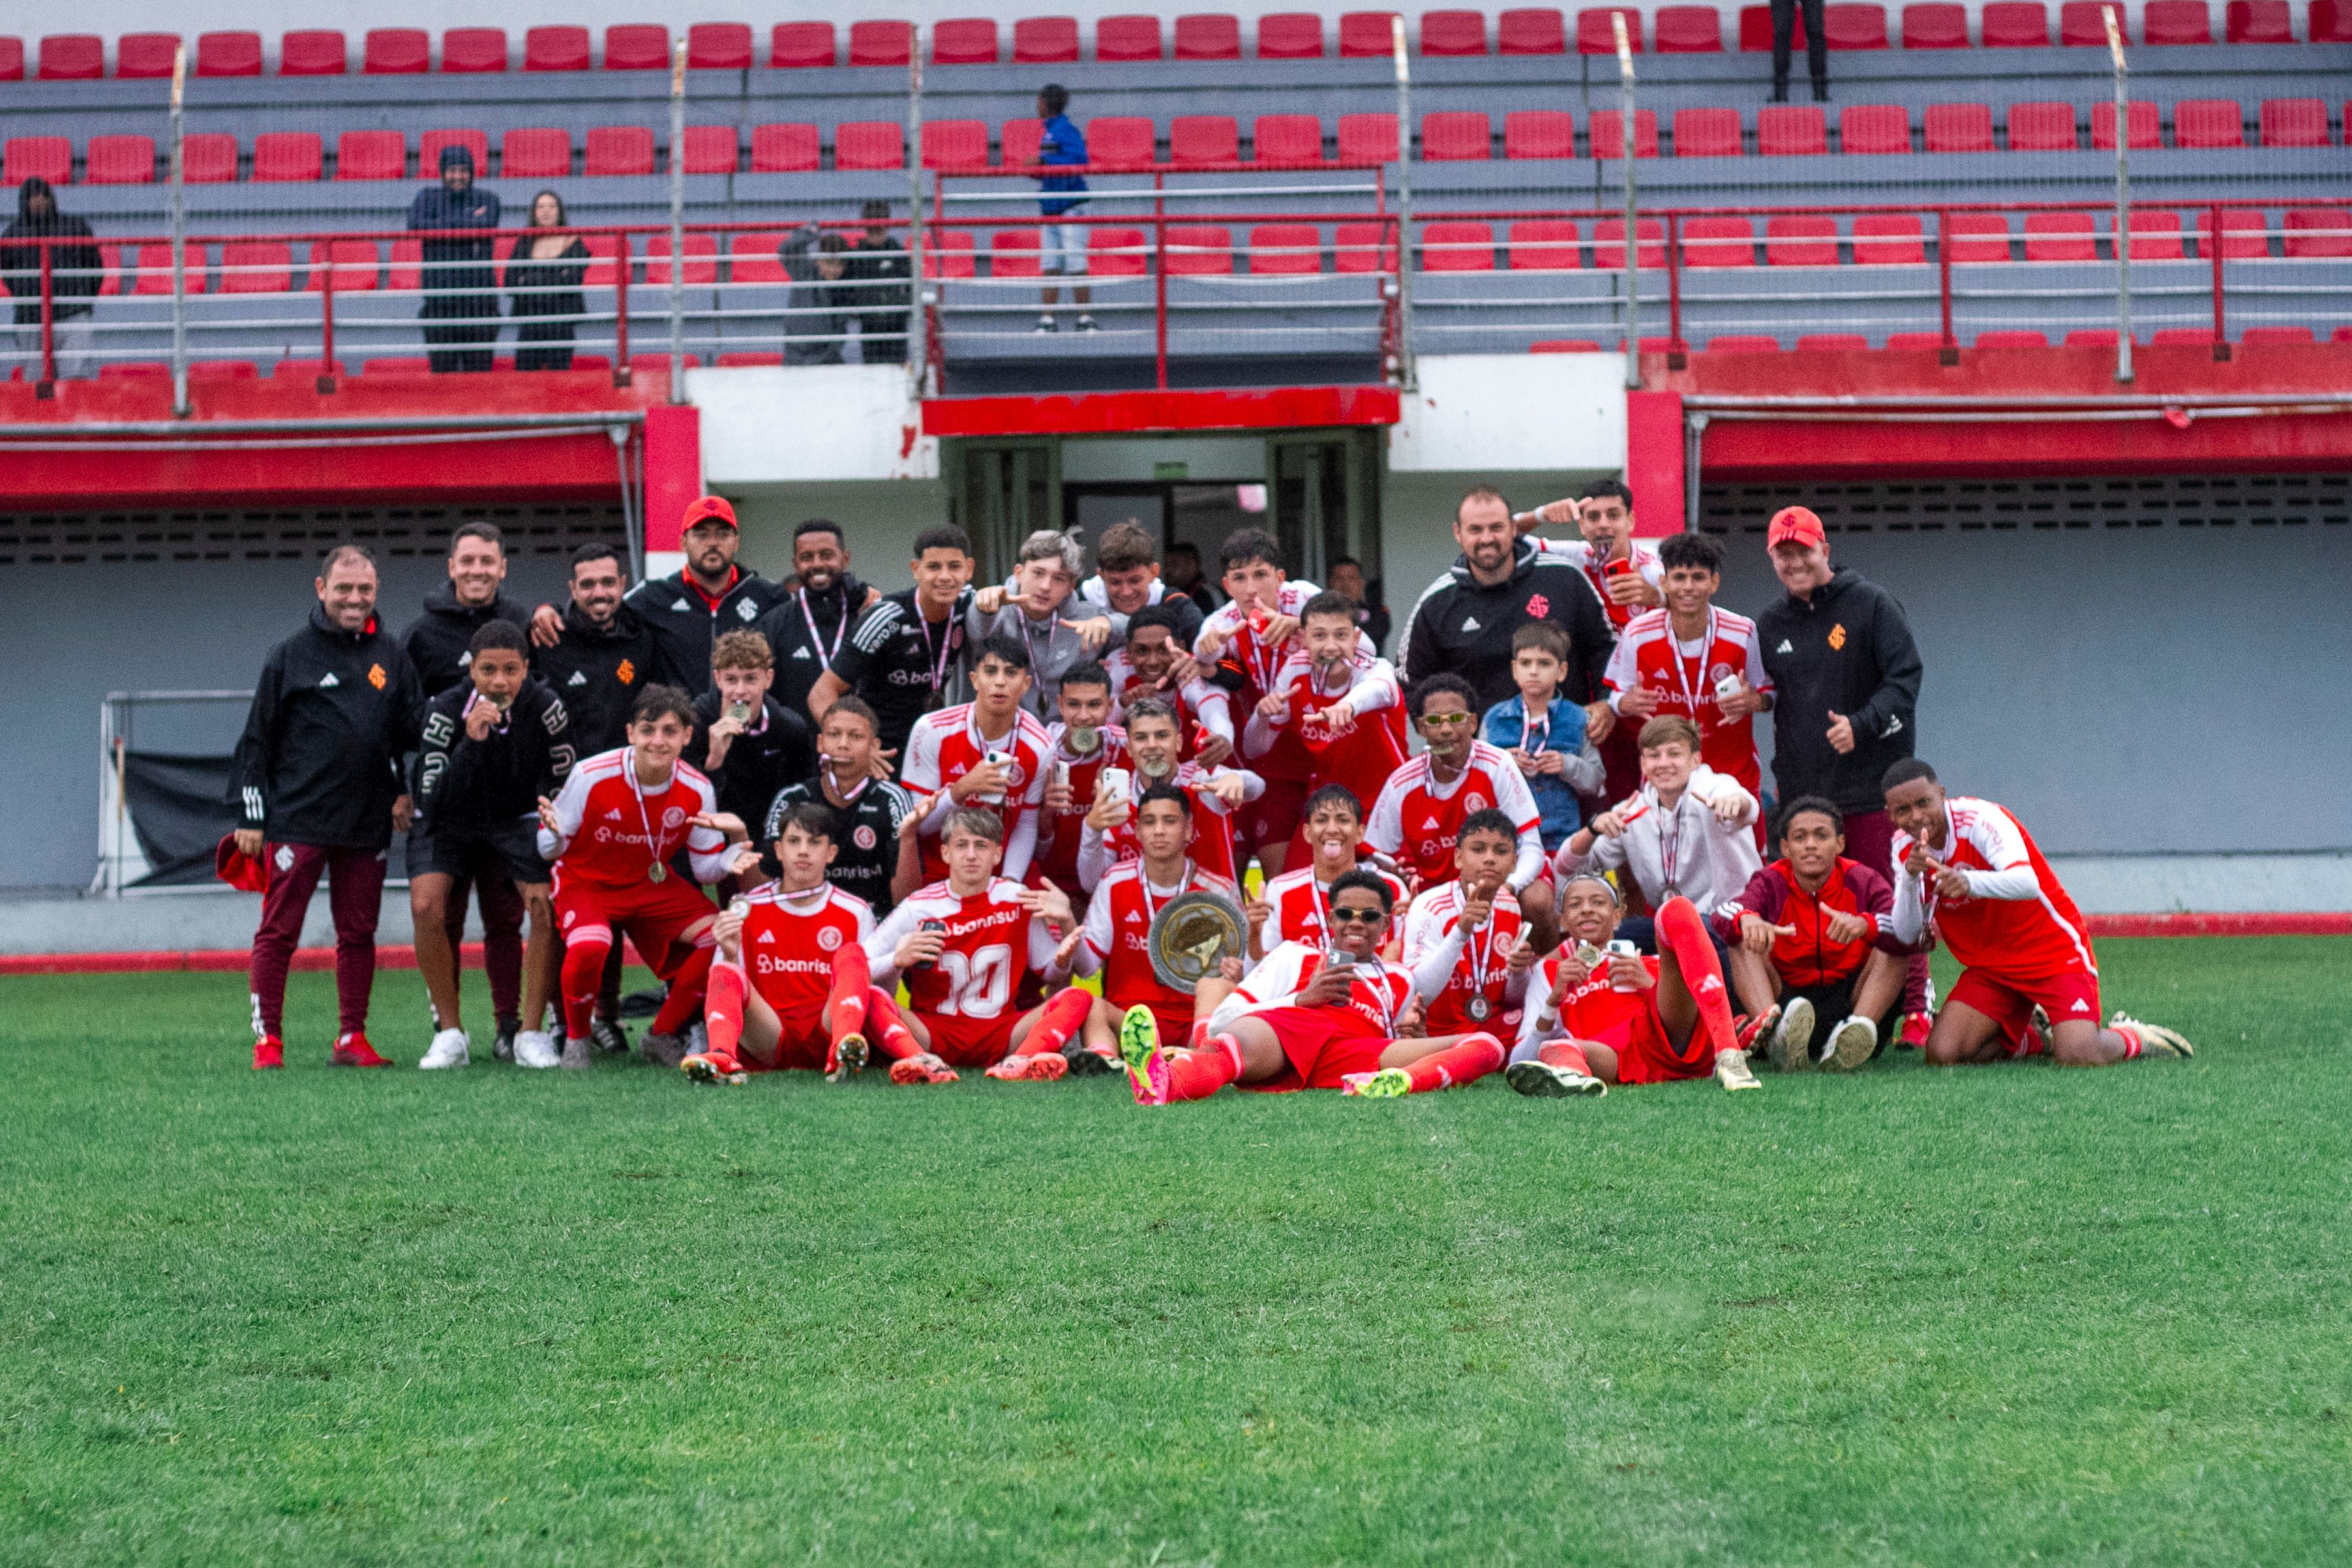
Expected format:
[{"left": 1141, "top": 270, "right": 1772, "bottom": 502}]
[
  {"left": 680, "top": 494, "right": 738, "bottom": 533},
  {"left": 215, "top": 833, "right": 269, "bottom": 893},
  {"left": 1767, "top": 505, "right": 1826, "bottom": 549}
]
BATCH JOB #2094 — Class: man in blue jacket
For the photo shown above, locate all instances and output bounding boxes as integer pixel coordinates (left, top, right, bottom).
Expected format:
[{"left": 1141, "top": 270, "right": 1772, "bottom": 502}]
[{"left": 1032, "top": 84, "right": 1094, "bottom": 335}]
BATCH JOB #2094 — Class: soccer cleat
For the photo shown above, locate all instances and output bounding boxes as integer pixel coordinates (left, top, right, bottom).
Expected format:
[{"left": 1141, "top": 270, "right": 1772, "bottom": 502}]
[
  {"left": 558, "top": 1033, "right": 592, "bottom": 1070},
  {"left": 985, "top": 1052, "right": 1070, "bottom": 1082},
  {"left": 1713, "top": 1048, "right": 1762, "bottom": 1093},
  {"left": 492, "top": 1020, "right": 519, "bottom": 1063},
  {"left": 888, "top": 1053, "right": 960, "bottom": 1085},
  {"left": 418, "top": 1028, "right": 471, "bottom": 1070},
  {"left": 828, "top": 1033, "right": 869, "bottom": 1083},
  {"left": 332, "top": 1033, "right": 392, "bottom": 1068},
  {"left": 1735, "top": 1005, "right": 1779, "bottom": 1055},
  {"left": 1899, "top": 1010, "right": 1934, "bottom": 1051},
  {"left": 513, "top": 1030, "right": 560, "bottom": 1070},
  {"left": 682, "top": 1049, "right": 747, "bottom": 1086},
  {"left": 1063, "top": 1043, "right": 1118, "bottom": 1076},
  {"left": 1342, "top": 1067, "right": 1413, "bottom": 1098},
  {"left": 2111, "top": 1012, "right": 2195, "bottom": 1059},
  {"left": 1505, "top": 1059, "right": 1606, "bottom": 1098},
  {"left": 1769, "top": 997, "right": 1816, "bottom": 1073},
  {"left": 1820, "top": 1014, "right": 1877, "bottom": 1073},
  {"left": 589, "top": 1016, "right": 630, "bottom": 1056},
  {"left": 639, "top": 1031, "right": 689, "bottom": 1068},
  {"left": 1117, "top": 1004, "right": 1168, "bottom": 1106},
  {"left": 252, "top": 1035, "right": 285, "bottom": 1071}
]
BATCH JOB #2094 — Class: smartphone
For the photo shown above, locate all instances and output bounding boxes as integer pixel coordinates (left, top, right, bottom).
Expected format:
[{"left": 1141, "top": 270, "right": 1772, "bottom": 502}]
[{"left": 912, "top": 918, "right": 948, "bottom": 971}]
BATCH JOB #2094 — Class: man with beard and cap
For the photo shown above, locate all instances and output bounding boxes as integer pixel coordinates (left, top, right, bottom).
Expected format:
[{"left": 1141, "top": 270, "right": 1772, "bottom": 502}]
[
  {"left": 1398, "top": 485, "right": 1614, "bottom": 718},
  {"left": 2, "top": 178, "right": 102, "bottom": 380},
  {"left": 408, "top": 145, "right": 502, "bottom": 373},
  {"left": 532, "top": 495, "right": 789, "bottom": 693},
  {"left": 401, "top": 522, "right": 535, "bottom": 1060},
  {"left": 753, "top": 519, "right": 881, "bottom": 720}
]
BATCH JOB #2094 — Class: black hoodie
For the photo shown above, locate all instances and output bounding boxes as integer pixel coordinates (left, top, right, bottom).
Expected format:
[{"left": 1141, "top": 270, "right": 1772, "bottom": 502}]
[
  {"left": 405, "top": 149, "right": 501, "bottom": 294},
  {"left": 530, "top": 599, "right": 687, "bottom": 754},
  {"left": 401, "top": 582, "right": 535, "bottom": 699},
  {"left": 1, "top": 177, "right": 102, "bottom": 325},
  {"left": 1398, "top": 536, "right": 1615, "bottom": 710},
  {"left": 414, "top": 678, "right": 574, "bottom": 836},
  {"left": 233, "top": 603, "right": 424, "bottom": 849},
  {"left": 752, "top": 571, "right": 873, "bottom": 717},
  {"left": 624, "top": 566, "right": 791, "bottom": 694},
  {"left": 1755, "top": 566, "right": 1923, "bottom": 813}
]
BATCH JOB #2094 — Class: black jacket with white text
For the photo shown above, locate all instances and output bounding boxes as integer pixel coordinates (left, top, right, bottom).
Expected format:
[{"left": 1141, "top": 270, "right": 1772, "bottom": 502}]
[
  {"left": 232, "top": 603, "right": 423, "bottom": 849},
  {"left": 414, "top": 678, "right": 575, "bottom": 836},
  {"left": 1399, "top": 537, "right": 1615, "bottom": 711}
]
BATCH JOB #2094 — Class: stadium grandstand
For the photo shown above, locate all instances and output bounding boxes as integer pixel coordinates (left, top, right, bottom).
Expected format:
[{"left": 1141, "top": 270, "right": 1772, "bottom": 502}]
[{"left": 1, "top": 0, "right": 2347, "bottom": 942}]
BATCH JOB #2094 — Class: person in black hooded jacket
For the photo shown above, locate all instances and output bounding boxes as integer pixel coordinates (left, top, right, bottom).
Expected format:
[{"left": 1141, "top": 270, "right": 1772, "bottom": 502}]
[
  {"left": 408, "top": 145, "right": 502, "bottom": 372},
  {"left": 2, "top": 177, "right": 102, "bottom": 380}
]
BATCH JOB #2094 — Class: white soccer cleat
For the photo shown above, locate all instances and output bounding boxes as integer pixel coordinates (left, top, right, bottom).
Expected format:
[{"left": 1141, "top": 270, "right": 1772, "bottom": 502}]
[
  {"left": 1820, "top": 1014, "right": 1877, "bottom": 1072},
  {"left": 513, "top": 1030, "right": 561, "bottom": 1070},
  {"left": 1714, "top": 1048, "right": 1762, "bottom": 1093},
  {"left": 418, "top": 1028, "right": 470, "bottom": 1070},
  {"left": 1505, "top": 1059, "right": 1607, "bottom": 1098},
  {"left": 1768, "top": 996, "right": 1816, "bottom": 1073}
]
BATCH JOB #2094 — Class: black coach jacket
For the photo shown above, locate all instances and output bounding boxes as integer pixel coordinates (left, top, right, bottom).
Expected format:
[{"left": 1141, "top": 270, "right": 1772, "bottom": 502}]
[
  {"left": 1399, "top": 537, "right": 1615, "bottom": 711},
  {"left": 401, "top": 582, "right": 535, "bottom": 699},
  {"left": 1755, "top": 567, "right": 1923, "bottom": 813},
  {"left": 624, "top": 567, "right": 791, "bottom": 693},
  {"left": 233, "top": 603, "right": 423, "bottom": 850},
  {"left": 531, "top": 599, "right": 686, "bottom": 756}
]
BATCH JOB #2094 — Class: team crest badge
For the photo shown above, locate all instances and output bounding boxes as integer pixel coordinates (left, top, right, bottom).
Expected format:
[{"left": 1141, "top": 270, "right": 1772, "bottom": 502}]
[
  {"left": 1466, "top": 792, "right": 1488, "bottom": 811},
  {"left": 663, "top": 807, "right": 686, "bottom": 828},
  {"left": 273, "top": 845, "right": 296, "bottom": 872},
  {"left": 737, "top": 600, "right": 759, "bottom": 622},
  {"left": 615, "top": 659, "right": 637, "bottom": 684},
  {"left": 1526, "top": 594, "right": 1548, "bottom": 618},
  {"left": 1828, "top": 624, "right": 1847, "bottom": 650},
  {"left": 817, "top": 927, "right": 843, "bottom": 951},
  {"left": 854, "top": 825, "right": 877, "bottom": 850},
  {"left": 367, "top": 664, "right": 387, "bottom": 689}
]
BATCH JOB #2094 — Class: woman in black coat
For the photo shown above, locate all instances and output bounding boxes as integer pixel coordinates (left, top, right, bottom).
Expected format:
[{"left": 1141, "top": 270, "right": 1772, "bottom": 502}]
[{"left": 506, "top": 190, "right": 589, "bottom": 371}]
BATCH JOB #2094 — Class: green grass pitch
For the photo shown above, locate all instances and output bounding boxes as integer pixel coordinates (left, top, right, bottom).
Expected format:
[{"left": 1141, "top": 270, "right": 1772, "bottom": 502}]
[{"left": 4, "top": 936, "right": 2349, "bottom": 1565}]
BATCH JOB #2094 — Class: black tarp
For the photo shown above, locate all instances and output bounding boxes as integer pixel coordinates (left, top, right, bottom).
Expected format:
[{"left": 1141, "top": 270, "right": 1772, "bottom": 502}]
[{"left": 119, "top": 751, "right": 238, "bottom": 888}]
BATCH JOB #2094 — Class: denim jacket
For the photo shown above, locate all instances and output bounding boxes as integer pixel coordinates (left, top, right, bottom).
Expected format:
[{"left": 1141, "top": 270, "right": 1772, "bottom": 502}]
[{"left": 1482, "top": 693, "right": 1603, "bottom": 849}]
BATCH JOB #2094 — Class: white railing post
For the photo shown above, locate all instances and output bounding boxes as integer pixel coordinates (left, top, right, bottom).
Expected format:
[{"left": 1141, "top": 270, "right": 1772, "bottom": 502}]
[
  {"left": 1616, "top": 12, "right": 1640, "bottom": 388},
  {"left": 2105, "top": 5, "right": 2133, "bottom": 384}
]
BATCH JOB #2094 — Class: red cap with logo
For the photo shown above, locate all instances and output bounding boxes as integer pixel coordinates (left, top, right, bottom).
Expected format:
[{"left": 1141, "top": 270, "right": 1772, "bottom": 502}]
[
  {"left": 1766, "top": 505, "right": 1826, "bottom": 549},
  {"left": 680, "top": 494, "right": 738, "bottom": 533},
  {"left": 215, "top": 834, "right": 269, "bottom": 893}
]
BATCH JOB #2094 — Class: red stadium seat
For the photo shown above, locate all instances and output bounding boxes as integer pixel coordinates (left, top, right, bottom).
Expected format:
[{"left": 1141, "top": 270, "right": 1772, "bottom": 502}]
[
  {"left": 1853, "top": 214, "right": 1926, "bottom": 263},
  {"left": 1981, "top": 1, "right": 2052, "bottom": 43},
  {"left": 1089, "top": 227, "right": 1148, "bottom": 277},
  {"left": 1592, "top": 217, "right": 1667, "bottom": 268},
  {"left": 1765, "top": 214, "right": 1839, "bottom": 264},
  {"left": 687, "top": 23, "right": 751, "bottom": 68},
  {"left": 1001, "top": 117, "right": 1045, "bottom": 164},
  {"left": 306, "top": 239, "right": 380, "bottom": 292},
  {"left": 2007, "top": 102, "right": 2079, "bottom": 149},
  {"left": 1166, "top": 225, "right": 1234, "bottom": 273},
  {"left": 1944, "top": 213, "right": 2013, "bottom": 262},
  {"left": 2195, "top": 208, "right": 2265, "bottom": 258},
  {"left": 1924, "top": 102, "right": 1996, "bottom": 152},
  {"left": 1683, "top": 216, "right": 1756, "bottom": 267},
  {"left": 1708, "top": 335, "right": 1783, "bottom": 352},
  {"left": 1172, "top": 115, "right": 1240, "bottom": 166},
  {"left": 38, "top": 35, "right": 102, "bottom": 80},
  {"left": 930, "top": 230, "right": 977, "bottom": 278},
  {"left": 3, "top": 137, "right": 68, "bottom": 185},
  {"left": 222, "top": 241, "right": 292, "bottom": 294},
  {"left": 1422, "top": 111, "right": 1492, "bottom": 159},
  {"left": 182, "top": 134, "right": 237, "bottom": 183},
  {"left": 1334, "top": 222, "right": 1398, "bottom": 272},
  {"left": 2151, "top": 327, "right": 2220, "bottom": 345},
  {"left": 1338, "top": 113, "right": 1400, "bottom": 162},
  {"left": 1340, "top": 12, "right": 1402, "bottom": 55},
  {"left": 259, "top": 131, "right": 329, "bottom": 181},
  {"left": 1758, "top": 105, "right": 1828, "bottom": 154},
  {"left": 279, "top": 31, "right": 347, "bottom": 75},
  {"left": 1588, "top": 109, "right": 1660, "bottom": 157},
  {"left": 2144, "top": 0, "right": 2214, "bottom": 39},
  {"left": 1259, "top": 12, "right": 1325, "bottom": 55},
  {"left": 2062, "top": 329, "right": 2120, "bottom": 346},
  {"left": 1016, "top": 17, "right": 1080, "bottom": 61},
  {"left": 1505, "top": 110, "right": 1576, "bottom": 158},
  {"left": 644, "top": 234, "right": 717, "bottom": 284},
  {"left": 751, "top": 123, "right": 821, "bottom": 172},
  {"left": 727, "top": 234, "right": 789, "bottom": 284},
  {"left": 1250, "top": 223, "right": 1323, "bottom": 273},
  {"left": 835, "top": 122, "right": 906, "bottom": 170},
  {"left": 1421, "top": 220, "right": 1495, "bottom": 271},
  {"left": 188, "top": 360, "right": 256, "bottom": 378},
  {"left": 1578, "top": 7, "right": 1644, "bottom": 50},
  {"left": 1824, "top": 3, "right": 1891, "bottom": 46},
  {"left": 1098, "top": 15, "right": 1165, "bottom": 58},
  {"left": 85, "top": 136, "right": 156, "bottom": 185},
  {"left": 421, "top": 129, "right": 489, "bottom": 177},
  {"left": 2122, "top": 209, "right": 2185, "bottom": 258},
  {"left": 1798, "top": 333, "right": 1870, "bottom": 349},
  {"left": 389, "top": 239, "right": 423, "bottom": 291},
  {"left": 128, "top": 243, "right": 202, "bottom": 295},
  {"left": 364, "top": 29, "right": 429, "bottom": 73},
  {"left": 629, "top": 353, "right": 701, "bottom": 375},
  {"left": 849, "top": 22, "right": 913, "bottom": 66},
  {"left": 2058, "top": 1, "right": 2117, "bottom": 42},
  {"left": 932, "top": 19, "right": 999, "bottom": 63},
  {"left": 1499, "top": 7, "right": 1569, "bottom": 51},
  {"left": 1737, "top": 6, "right": 1791, "bottom": 47},
  {"left": 1421, "top": 10, "right": 1489, "bottom": 53},
  {"left": 922, "top": 120, "right": 989, "bottom": 170},
  {"left": 1901, "top": 3, "right": 1971, "bottom": 44},
  {"left": 604, "top": 25, "right": 669, "bottom": 70},
  {"left": 990, "top": 230, "right": 1042, "bottom": 278},
  {"left": 2023, "top": 212, "right": 2098, "bottom": 260},
  {"left": 0, "top": 39, "right": 20, "bottom": 82},
  {"left": 1253, "top": 115, "right": 1326, "bottom": 164},
  {"left": 1088, "top": 116, "right": 1158, "bottom": 165},
  {"left": 1654, "top": 5, "right": 1725, "bottom": 47},
  {"left": 2284, "top": 209, "right": 2352, "bottom": 256},
  {"left": 714, "top": 353, "right": 784, "bottom": 367},
  {"left": 2239, "top": 325, "right": 2317, "bottom": 343},
  {"left": 770, "top": 23, "right": 837, "bottom": 67},
  {"left": 581, "top": 126, "right": 653, "bottom": 175},
  {"left": 2090, "top": 101, "right": 2161, "bottom": 149},
  {"left": 1509, "top": 219, "right": 1581, "bottom": 269},
  {"left": 2225, "top": 0, "right": 2294, "bottom": 38},
  {"left": 99, "top": 360, "right": 170, "bottom": 375},
  {"left": 1673, "top": 107, "right": 1744, "bottom": 157},
  {"left": 2173, "top": 99, "right": 2245, "bottom": 147},
  {"left": 1839, "top": 103, "right": 1910, "bottom": 153},
  {"left": 1886, "top": 332, "right": 1948, "bottom": 347},
  {"left": 117, "top": 34, "right": 180, "bottom": 78},
  {"left": 680, "top": 125, "right": 738, "bottom": 174},
  {"left": 442, "top": 29, "right": 508, "bottom": 72},
  {"left": 1175, "top": 14, "right": 1243, "bottom": 57},
  {"left": 2258, "top": 98, "right": 2330, "bottom": 146},
  {"left": 502, "top": 128, "right": 571, "bottom": 179},
  {"left": 524, "top": 27, "right": 590, "bottom": 70},
  {"left": 1974, "top": 330, "right": 2048, "bottom": 346}
]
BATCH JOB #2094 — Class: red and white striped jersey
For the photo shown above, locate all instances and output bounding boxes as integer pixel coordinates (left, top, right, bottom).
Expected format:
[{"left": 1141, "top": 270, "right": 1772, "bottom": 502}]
[
  {"left": 1365, "top": 743, "right": 1543, "bottom": 888},
  {"left": 1248, "top": 646, "right": 1408, "bottom": 813},
  {"left": 901, "top": 702, "right": 1054, "bottom": 879},
  {"left": 1080, "top": 859, "right": 1241, "bottom": 1018},
  {"left": 537, "top": 746, "right": 727, "bottom": 889},
  {"left": 1261, "top": 862, "right": 1411, "bottom": 952},
  {"left": 1089, "top": 761, "right": 1255, "bottom": 886},
  {"left": 1400, "top": 881, "right": 1526, "bottom": 1036},
  {"left": 867, "top": 877, "right": 1063, "bottom": 1021},
  {"left": 1035, "top": 721, "right": 1129, "bottom": 896},
  {"left": 740, "top": 882, "right": 875, "bottom": 1024},
  {"left": 1104, "top": 648, "right": 1235, "bottom": 763},
  {"left": 1892, "top": 796, "right": 2096, "bottom": 981},
  {"left": 1213, "top": 939, "right": 1417, "bottom": 1037},
  {"left": 1603, "top": 607, "right": 1770, "bottom": 797},
  {"left": 1529, "top": 536, "right": 1664, "bottom": 633}
]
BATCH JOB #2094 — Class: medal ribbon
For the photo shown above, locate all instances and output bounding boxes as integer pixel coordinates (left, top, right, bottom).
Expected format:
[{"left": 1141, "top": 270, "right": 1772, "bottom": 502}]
[
  {"left": 1460, "top": 889, "right": 1502, "bottom": 1004},
  {"left": 1665, "top": 608, "right": 1719, "bottom": 720},
  {"left": 798, "top": 587, "right": 851, "bottom": 674},
  {"left": 626, "top": 762, "right": 672, "bottom": 881}
]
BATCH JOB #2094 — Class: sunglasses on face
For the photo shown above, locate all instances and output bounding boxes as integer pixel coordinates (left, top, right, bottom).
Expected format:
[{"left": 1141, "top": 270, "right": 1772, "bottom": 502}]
[
  {"left": 1328, "top": 907, "right": 1385, "bottom": 924},
  {"left": 1419, "top": 711, "right": 1475, "bottom": 727}
]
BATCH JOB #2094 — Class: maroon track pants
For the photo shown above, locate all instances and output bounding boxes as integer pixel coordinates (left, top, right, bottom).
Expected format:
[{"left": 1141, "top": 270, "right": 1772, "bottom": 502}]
[
  {"left": 1837, "top": 807, "right": 1933, "bottom": 1014},
  {"left": 250, "top": 842, "right": 387, "bottom": 1039}
]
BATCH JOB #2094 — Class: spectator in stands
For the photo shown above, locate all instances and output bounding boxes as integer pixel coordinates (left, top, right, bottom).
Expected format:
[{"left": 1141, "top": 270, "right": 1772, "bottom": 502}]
[
  {"left": 408, "top": 145, "right": 502, "bottom": 374},
  {"left": 1327, "top": 556, "right": 1390, "bottom": 652},
  {"left": 2, "top": 178, "right": 101, "bottom": 380},
  {"left": 848, "top": 201, "right": 911, "bottom": 365},
  {"left": 507, "top": 190, "right": 588, "bottom": 372},
  {"left": 1771, "top": 0, "right": 1831, "bottom": 104},
  {"left": 1164, "top": 542, "right": 1220, "bottom": 613},
  {"left": 780, "top": 226, "right": 849, "bottom": 365},
  {"left": 1033, "top": 84, "right": 1094, "bottom": 335}
]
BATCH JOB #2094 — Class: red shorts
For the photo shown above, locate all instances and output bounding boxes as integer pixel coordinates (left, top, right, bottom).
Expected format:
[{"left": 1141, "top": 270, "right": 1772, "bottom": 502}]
[
  {"left": 1244, "top": 1004, "right": 1389, "bottom": 1092},
  {"left": 1594, "top": 1001, "right": 1710, "bottom": 1086},
  {"left": 917, "top": 1010, "right": 1021, "bottom": 1068},
  {"left": 1948, "top": 966, "right": 2102, "bottom": 1053},
  {"left": 1241, "top": 777, "right": 1311, "bottom": 856},
  {"left": 551, "top": 869, "right": 717, "bottom": 977}
]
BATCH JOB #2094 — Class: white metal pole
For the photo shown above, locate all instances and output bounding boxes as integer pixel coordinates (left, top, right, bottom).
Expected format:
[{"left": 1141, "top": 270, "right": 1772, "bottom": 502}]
[
  {"left": 1392, "top": 15, "right": 1416, "bottom": 392},
  {"left": 1616, "top": 13, "right": 1639, "bottom": 389},
  {"left": 908, "top": 29, "right": 928, "bottom": 391},
  {"left": 2105, "top": 5, "right": 2133, "bottom": 384},
  {"left": 668, "top": 40, "right": 687, "bottom": 400},
  {"left": 169, "top": 46, "right": 188, "bottom": 415}
]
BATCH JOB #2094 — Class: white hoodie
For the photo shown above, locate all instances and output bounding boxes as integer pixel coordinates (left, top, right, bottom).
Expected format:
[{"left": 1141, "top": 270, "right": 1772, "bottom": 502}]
[{"left": 1552, "top": 764, "right": 1761, "bottom": 918}]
